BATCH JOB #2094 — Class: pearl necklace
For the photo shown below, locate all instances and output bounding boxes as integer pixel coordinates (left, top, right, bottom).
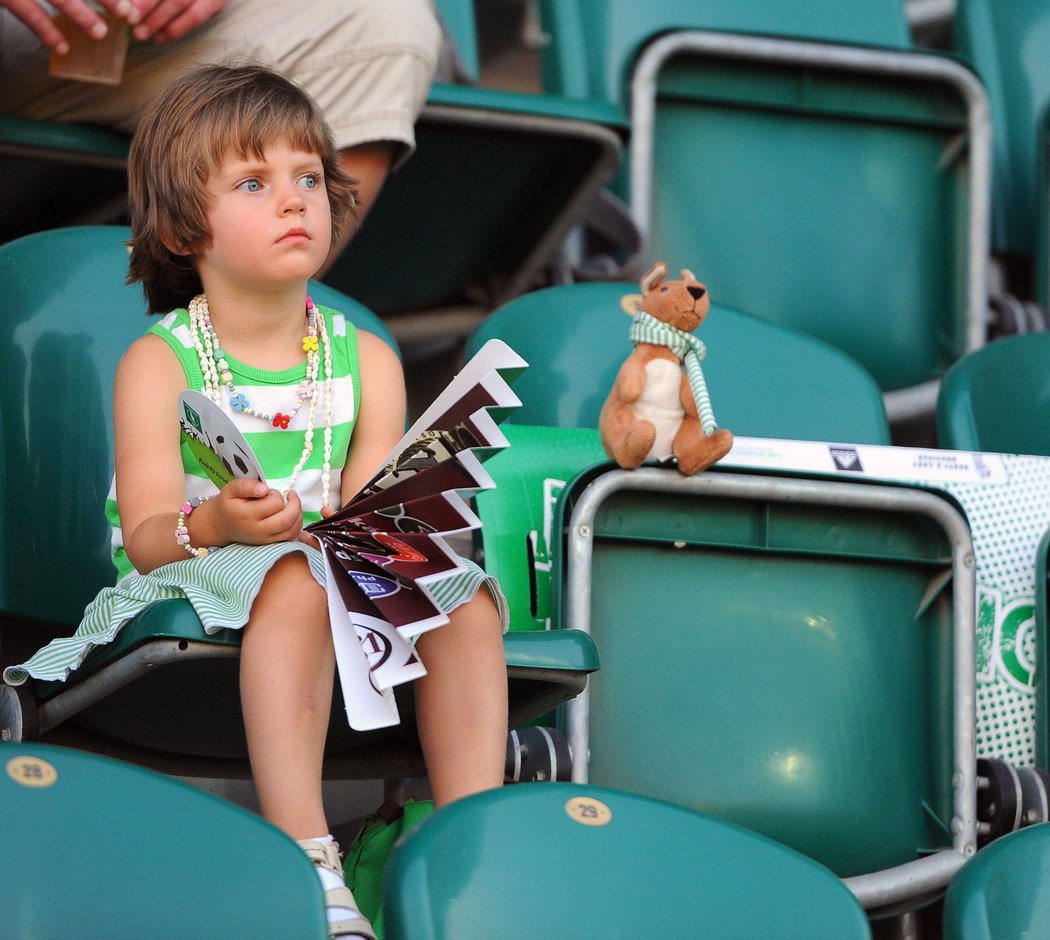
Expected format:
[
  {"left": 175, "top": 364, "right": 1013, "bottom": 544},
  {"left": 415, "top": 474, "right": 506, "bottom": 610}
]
[{"left": 189, "top": 293, "right": 335, "bottom": 507}]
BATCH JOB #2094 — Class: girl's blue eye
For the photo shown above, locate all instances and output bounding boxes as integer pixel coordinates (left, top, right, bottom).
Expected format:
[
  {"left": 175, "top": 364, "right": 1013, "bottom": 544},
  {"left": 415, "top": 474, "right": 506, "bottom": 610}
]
[
  {"left": 238, "top": 178, "right": 262, "bottom": 193},
  {"left": 299, "top": 174, "right": 319, "bottom": 190}
]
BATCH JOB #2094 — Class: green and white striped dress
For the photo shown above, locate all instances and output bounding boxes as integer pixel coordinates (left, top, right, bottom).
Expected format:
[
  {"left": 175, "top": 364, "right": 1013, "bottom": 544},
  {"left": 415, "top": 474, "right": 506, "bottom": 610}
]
[{"left": 3, "top": 305, "right": 505, "bottom": 687}]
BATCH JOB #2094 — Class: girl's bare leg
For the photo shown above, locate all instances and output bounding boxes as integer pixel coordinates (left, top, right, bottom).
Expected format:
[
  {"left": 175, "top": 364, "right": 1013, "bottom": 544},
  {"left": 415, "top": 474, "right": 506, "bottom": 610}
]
[
  {"left": 240, "top": 553, "right": 334, "bottom": 839},
  {"left": 414, "top": 591, "right": 508, "bottom": 807}
]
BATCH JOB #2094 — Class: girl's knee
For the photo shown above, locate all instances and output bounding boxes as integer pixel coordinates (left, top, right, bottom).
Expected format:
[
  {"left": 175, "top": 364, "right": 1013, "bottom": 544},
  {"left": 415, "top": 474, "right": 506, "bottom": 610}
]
[
  {"left": 447, "top": 589, "right": 502, "bottom": 635},
  {"left": 254, "top": 552, "right": 327, "bottom": 614}
]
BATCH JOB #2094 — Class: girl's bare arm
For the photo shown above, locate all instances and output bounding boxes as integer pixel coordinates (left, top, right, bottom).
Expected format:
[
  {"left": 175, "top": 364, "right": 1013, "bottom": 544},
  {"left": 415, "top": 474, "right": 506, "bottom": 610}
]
[
  {"left": 336, "top": 330, "right": 408, "bottom": 507},
  {"left": 115, "top": 334, "right": 303, "bottom": 573}
]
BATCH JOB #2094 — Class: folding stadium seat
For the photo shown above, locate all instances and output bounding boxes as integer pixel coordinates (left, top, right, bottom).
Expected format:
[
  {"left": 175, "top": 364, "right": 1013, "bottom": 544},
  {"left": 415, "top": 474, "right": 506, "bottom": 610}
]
[
  {"left": 382, "top": 782, "right": 872, "bottom": 940},
  {"left": 535, "top": 0, "right": 993, "bottom": 423},
  {"left": 463, "top": 281, "right": 980, "bottom": 915},
  {"left": 942, "top": 823, "right": 1050, "bottom": 940},
  {"left": 955, "top": 0, "right": 1050, "bottom": 309},
  {"left": 469, "top": 279, "right": 890, "bottom": 632},
  {"left": 554, "top": 467, "right": 978, "bottom": 915},
  {"left": 0, "top": 114, "right": 129, "bottom": 245},
  {"left": 432, "top": 0, "right": 480, "bottom": 82},
  {"left": 937, "top": 332, "right": 1050, "bottom": 456},
  {"left": 320, "top": 85, "right": 625, "bottom": 320},
  {"left": 466, "top": 282, "right": 890, "bottom": 441},
  {"left": 3, "top": 740, "right": 328, "bottom": 938},
  {"left": 0, "top": 94, "right": 625, "bottom": 321},
  {"left": 466, "top": 281, "right": 891, "bottom": 632},
  {"left": 0, "top": 226, "right": 597, "bottom": 782}
]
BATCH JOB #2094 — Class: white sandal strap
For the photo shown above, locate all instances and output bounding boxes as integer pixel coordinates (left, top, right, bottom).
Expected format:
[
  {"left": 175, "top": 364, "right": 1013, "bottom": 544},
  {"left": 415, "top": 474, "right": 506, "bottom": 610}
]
[
  {"left": 296, "top": 839, "right": 377, "bottom": 939},
  {"left": 325, "top": 884, "right": 377, "bottom": 939}
]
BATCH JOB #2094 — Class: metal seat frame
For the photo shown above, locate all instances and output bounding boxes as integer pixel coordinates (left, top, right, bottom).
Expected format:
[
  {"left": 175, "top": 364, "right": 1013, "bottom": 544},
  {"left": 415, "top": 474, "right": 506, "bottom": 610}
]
[
  {"left": 628, "top": 31, "right": 992, "bottom": 422},
  {"left": 563, "top": 468, "right": 978, "bottom": 912}
]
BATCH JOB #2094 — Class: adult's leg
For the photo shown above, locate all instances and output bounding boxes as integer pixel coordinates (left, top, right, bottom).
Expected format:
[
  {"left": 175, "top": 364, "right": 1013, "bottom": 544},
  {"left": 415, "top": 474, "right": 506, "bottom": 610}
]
[
  {"left": 413, "top": 590, "right": 508, "bottom": 807},
  {"left": 240, "top": 552, "right": 334, "bottom": 839}
]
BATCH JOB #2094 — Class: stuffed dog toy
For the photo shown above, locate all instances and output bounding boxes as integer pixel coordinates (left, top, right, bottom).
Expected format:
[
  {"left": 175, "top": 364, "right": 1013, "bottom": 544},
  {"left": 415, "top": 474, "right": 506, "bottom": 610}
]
[{"left": 599, "top": 261, "right": 733, "bottom": 474}]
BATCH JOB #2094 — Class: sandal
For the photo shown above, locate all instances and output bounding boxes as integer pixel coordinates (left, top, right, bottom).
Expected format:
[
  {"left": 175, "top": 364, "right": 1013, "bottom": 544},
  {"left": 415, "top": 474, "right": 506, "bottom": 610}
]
[{"left": 297, "top": 838, "right": 378, "bottom": 940}]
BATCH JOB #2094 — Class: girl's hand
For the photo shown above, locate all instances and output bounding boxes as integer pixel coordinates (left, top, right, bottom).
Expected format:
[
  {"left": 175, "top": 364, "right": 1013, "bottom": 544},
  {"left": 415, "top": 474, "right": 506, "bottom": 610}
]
[
  {"left": 295, "top": 504, "right": 334, "bottom": 549},
  {"left": 211, "top": 478, "right": 303, "bottom": 546}
]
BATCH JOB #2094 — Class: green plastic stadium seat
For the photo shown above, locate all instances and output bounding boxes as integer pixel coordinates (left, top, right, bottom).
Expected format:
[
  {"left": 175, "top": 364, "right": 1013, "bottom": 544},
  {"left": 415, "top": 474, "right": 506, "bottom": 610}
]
[
  {"left": 432, "top": 0, "right": 479, "bottom": 82},
  {"left": 1031, "top": 519, "right": 1050, "bottom": 773},
  {"left": 383, "top": 782, "right": 872, "bottom": 940},
  {"left": 937, "top": 332, "right": 1050, "bottom": 456},
  {"left": 556, "top": 467, "right": 978, "bottom": 913},
  {"left": 321, "top": 83, "right": 626, "bottom": 317},
  {"left": 956, "top": 0, "right": 1050, "bottom": 300},
  {"left": 319, "top": 0, "right": 625, "bottom": 317},
  {"left": 943, "top": 824, "right": 1050, "bottom": 940},
  {"left": 469, "top": 280, "right": 891, "bottom": 639},
  {"left": 0, "top": 226, "right": 596, "bottom": 777},
  {"left": 463, "top": 250, "right": 978, "bottom": 914},
  {"left": 2, "top": 740, "right": 327, "bottom": 939},
  {"left": 466, "top": 281, "right": 890, "bottom": 443},
  {"left": 538, "top": 0, "right": 911, "bottom": 101},
  {"left": 0, "top": 114, "right": 129, "bottom": 246},
  {"left": 0, "top": 90, "right": 627, "bottom": 321},
  {"left": 535, "top": 0, "right": 991, "bottom": 420}
]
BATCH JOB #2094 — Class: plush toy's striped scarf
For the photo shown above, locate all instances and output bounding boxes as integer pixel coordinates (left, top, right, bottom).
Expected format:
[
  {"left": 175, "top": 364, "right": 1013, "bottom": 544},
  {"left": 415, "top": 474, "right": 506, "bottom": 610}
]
[{"left": 629, "top": 311, "right": 719, "bottom": 435}]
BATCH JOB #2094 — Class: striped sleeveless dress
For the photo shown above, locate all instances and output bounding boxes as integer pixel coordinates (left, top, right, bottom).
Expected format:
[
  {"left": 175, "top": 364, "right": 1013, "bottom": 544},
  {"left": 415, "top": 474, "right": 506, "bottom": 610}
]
[{"left": 3, "top": 305, "right": 506, "bottom": 687}]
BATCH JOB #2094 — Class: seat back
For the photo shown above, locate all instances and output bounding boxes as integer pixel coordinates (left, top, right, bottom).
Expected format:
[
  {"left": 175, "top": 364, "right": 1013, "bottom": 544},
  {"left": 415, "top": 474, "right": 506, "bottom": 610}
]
[
  {"left": 469, "top": 280, "right": 890, "bottom": 634},
  {"left": 432, "top": 0, "right": 480, "bottom": 81},
  {"left": 943, "top": 823, "right": 1050, "bottom": 940},
  {"left": 466, "top": 282, "right": 890, "bottom": 442},
  {"left": 0, "top": 226, "right": 396, "bottom": 628},
  {"left": 0, "top": 115, "right": 129, "bottom": 246},
  {"left": 956, "top": 0, "right": 1050, "bottom": 274},
  {"left": 536, "top": 1, "right": 989, "bottom": 415},
  {"left": 2, "top": 741, "right": 327, "bottom": 938},
  {"left": 383, "top": 782, "right": 872, "bottom": 940},
  {"left": 538, "top": 0, "right": 910, "bottom": 101},
  {"left": 558, "top": 468, "right": 977, "bottom": 909},
  {"left": 320, "top": 85, "right": 626, "bottom": 315},
  {"left": 937, "top": 332, "right": 1050, "bottom": 456}
]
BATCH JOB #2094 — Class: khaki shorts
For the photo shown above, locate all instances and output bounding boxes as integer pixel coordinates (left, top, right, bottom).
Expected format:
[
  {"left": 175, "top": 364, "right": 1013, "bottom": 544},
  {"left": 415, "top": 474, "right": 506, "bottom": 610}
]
[{"left": 0, "top": 0, "right": 442, "bottom": 165}]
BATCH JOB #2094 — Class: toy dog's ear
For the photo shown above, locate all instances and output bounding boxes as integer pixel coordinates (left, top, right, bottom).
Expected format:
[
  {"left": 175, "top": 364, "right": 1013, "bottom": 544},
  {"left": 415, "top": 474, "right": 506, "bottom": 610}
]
[
  {"left": 640, "top": 261, "right": 667, "bottom": 294},
  {"left": 620, "top": 293, "right": 643, "bottom": 315},
  {"left": 681, "top": 268, "right": 697, "bottom": 282}
]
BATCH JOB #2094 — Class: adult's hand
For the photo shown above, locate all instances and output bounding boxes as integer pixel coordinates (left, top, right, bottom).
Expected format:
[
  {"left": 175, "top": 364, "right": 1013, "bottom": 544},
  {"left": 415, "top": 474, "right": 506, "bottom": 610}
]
[
  {"left": 128, "top": 0, "right": 226, "bottom": 43},
  {"left": 2, "top": 0, "right": 141, "bottom": 54}
]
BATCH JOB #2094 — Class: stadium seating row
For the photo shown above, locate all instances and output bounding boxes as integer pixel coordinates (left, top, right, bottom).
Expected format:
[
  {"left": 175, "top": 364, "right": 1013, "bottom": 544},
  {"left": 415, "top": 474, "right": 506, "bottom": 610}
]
[
  {"left": 7, "top": 733, "right": 1046, "bottom": 938},
  {"left": 0, "top": 0, "right": 1046, "bottom": 428},
  {"left": 6, "top": 1, "right": 1050, "bottom": 935},
  {"left": 4, "top": 223, "right": 1049, "bottom": 934}
]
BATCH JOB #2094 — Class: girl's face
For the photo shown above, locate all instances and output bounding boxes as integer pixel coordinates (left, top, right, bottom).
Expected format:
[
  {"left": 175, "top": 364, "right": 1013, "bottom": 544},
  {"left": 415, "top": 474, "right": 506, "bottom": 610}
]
[{"left": 196, "top": 140, "right": 333, "bottom": 295}]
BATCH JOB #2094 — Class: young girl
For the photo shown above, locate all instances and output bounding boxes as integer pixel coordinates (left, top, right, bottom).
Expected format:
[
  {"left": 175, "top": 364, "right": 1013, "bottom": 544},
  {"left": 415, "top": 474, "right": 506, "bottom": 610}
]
[{"left": 4, "top": 64, "right": 509, "bottom": 939}]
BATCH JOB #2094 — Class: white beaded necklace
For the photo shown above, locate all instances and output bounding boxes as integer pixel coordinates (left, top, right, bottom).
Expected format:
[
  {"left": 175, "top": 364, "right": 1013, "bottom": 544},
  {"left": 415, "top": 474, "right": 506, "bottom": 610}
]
[{"left": 189, "top": 293, "right": 335, "bottom": 507}]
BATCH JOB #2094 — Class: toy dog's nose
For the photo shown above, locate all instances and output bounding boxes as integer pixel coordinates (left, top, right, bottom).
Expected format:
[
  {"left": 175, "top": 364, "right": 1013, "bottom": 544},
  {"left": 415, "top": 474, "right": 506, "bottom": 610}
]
[{"left": 688, "top": 285, "right": 706, "bottom": 301}]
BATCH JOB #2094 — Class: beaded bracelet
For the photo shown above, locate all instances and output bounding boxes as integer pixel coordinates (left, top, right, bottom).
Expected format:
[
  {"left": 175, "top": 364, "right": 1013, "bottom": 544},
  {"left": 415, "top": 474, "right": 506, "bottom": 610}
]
[{"left": 175, "top": 495, "right": 218, "bottom": 559}]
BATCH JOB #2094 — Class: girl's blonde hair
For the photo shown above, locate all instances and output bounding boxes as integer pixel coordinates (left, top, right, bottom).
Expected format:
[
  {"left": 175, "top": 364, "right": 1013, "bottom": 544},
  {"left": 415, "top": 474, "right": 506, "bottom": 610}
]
[{"left": 127, "top": 63, "right": 358, "bottom": 313}]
